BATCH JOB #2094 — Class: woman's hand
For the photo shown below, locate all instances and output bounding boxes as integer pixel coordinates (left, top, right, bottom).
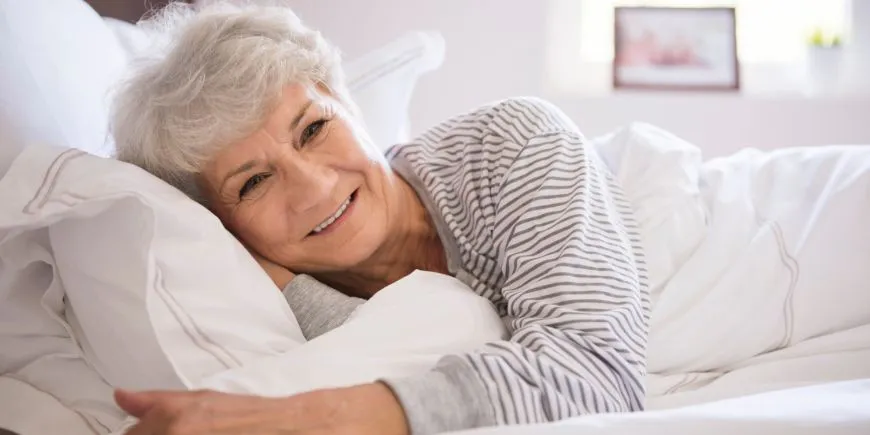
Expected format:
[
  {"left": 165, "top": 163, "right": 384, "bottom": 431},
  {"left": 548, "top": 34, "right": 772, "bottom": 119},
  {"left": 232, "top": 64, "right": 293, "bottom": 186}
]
[
  {"left": 116, "top": 383, "right": 409, "bottom": 435},
  {"left": 249, "top": 250, "right": 296, "bottom": 290}
]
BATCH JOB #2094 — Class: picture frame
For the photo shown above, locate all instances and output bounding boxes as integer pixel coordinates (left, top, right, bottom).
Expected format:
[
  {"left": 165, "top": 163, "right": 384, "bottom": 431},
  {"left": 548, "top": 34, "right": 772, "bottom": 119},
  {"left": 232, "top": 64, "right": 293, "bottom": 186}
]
[{"left": 613, "top": 7, "right": 740, "bottom": 91}]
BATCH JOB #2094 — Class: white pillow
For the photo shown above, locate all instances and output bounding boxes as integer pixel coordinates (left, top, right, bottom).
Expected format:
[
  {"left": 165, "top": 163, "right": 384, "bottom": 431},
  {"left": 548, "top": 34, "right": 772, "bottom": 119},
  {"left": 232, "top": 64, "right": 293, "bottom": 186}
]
[
  {"left": 9, "top": 145, "right": 306, "bottom": 382},
  {"left": 199, "top": 270, "right": 506, "bottom": 396},
  {"left": 0, "top": 0, "right": 128, "bottom": 160},
  {"left": 343, "top": 31, "right": 445, "bottom": 149},
  {"left": 0, "top": 145, "right": 305, "bottom": 432},
  {"left": 109, "top": 270, "right": 506, "bottom": 433},
  {"left": 0, "top": 226, "right": 126, "bottom": 432},
  {"left": 102, "top": 17, "right": 156, "bottom": 64}
]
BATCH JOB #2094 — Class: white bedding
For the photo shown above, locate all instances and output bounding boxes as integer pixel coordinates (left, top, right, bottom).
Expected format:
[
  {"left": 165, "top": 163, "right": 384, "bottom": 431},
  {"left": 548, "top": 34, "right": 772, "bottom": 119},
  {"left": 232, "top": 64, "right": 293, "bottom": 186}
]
[
  {"left": 2, "top": 128, "right": 869, "bottom": 434},
  {"left": 4, "top": 376, "right": 868, "bottom": 435},
  {"left": 0, "top": 375, "right": 97, "bottom": 435},
  {"left": 596, "top": 125, "right": 870, "bottom": 406},
  {"left": 198, "top": 270, "right": 506, "bottom": 396},
  {"left": 456, "top": 379, "right": 870, "bottom": 435},
  {"left": 1, "top": 1, "right": 863, "bottom": 433},
  {"left": 3, "top": 2, "right": 865, "bottom": 435}
]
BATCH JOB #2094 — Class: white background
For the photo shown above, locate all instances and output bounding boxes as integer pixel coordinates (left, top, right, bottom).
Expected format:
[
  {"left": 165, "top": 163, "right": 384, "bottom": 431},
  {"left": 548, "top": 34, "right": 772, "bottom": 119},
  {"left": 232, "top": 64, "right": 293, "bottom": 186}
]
[{"left": 284, "top": 0, "right": 870, "bottom": 158}]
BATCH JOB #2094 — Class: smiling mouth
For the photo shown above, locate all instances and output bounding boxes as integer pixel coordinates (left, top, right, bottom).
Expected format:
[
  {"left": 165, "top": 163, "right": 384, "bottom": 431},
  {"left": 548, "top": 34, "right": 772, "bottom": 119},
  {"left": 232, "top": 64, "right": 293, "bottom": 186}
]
[{"left": 309, "top": 190, "right": 357, "bottom": 236}]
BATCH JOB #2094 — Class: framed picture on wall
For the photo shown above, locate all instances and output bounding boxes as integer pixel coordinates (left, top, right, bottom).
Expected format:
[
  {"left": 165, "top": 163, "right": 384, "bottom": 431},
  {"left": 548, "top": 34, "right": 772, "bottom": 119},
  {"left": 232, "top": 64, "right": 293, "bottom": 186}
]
[{"left": 613, "top": 7, "right": 739, "bottom": 91}]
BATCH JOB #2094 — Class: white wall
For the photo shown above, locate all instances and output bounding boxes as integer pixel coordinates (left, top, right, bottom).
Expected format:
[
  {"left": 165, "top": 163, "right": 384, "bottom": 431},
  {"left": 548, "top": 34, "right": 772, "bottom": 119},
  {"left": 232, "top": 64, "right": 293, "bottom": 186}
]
[{"left": 287, "top": 0, "right": 870, "bottom": 157}]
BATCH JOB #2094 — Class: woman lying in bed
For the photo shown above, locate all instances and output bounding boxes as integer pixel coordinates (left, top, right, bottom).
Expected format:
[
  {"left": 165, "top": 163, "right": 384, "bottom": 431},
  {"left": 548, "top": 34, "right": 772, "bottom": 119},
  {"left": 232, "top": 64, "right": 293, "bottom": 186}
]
[{"left": 110, "top": 2, "right": 649, "bottom": 434}]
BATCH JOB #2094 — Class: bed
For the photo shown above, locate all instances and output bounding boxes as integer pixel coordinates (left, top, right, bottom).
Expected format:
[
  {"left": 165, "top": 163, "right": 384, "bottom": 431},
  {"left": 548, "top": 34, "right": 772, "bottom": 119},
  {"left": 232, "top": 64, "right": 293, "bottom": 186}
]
[{"left": 1, "top": 1, "right": 869, "bottom": 434}]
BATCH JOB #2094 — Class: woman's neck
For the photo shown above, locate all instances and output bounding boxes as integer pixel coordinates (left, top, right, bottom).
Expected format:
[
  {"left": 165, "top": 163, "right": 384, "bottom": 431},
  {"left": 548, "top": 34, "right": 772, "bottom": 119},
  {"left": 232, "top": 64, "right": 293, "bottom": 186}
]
[{"left": 313, "top": 174, "right": 448, "bottom": 298}]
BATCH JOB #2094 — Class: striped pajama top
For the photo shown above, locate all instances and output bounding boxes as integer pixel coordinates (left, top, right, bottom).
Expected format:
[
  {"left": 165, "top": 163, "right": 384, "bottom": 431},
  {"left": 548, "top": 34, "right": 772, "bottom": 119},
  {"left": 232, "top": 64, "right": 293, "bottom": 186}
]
[{"left": 285, "top": 97, "right": 649, "bottom": 434}]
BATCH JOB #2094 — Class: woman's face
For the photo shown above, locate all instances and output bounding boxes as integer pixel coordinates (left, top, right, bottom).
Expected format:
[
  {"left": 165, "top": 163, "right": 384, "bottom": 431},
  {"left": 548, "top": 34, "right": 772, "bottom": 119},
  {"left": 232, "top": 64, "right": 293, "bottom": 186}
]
[{"left": 200, "top": 83, "right": 395, "bottom": 272}]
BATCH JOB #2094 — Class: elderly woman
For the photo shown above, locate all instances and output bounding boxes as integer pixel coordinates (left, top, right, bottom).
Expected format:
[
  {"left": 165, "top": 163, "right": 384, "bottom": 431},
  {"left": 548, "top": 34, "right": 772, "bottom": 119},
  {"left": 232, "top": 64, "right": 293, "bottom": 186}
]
[{"left": 111, "top": 2, "right": 649, "bottom": 434}]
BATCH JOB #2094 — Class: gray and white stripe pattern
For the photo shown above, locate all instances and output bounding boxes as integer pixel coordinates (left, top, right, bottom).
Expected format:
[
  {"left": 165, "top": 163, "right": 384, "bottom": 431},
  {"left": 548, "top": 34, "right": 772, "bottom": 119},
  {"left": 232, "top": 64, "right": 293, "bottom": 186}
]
[{"left": 387, "top": 97, "right": 650, "bottom": 426}]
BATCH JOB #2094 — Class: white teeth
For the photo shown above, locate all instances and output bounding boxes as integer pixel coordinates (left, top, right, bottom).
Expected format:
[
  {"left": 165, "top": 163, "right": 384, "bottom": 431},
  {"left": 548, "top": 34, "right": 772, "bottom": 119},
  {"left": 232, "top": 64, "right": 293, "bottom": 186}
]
[{"left": 312, "top": 196, "right": 352, "bottom": 234}]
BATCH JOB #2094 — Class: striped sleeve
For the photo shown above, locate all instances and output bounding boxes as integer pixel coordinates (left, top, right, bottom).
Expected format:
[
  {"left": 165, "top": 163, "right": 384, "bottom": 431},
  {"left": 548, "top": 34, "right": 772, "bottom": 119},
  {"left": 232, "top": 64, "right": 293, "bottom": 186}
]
[
  {"left": 384, "top": 98, "right": 649, "bottom": 432},
  {"left": 461, "top": 98, "right": 649, "bottom": 424}
]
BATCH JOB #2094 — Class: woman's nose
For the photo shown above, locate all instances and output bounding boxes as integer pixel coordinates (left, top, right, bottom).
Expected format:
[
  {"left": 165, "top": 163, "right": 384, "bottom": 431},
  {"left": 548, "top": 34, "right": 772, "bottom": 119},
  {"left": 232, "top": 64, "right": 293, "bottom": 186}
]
[{"left": 280, "top": 155, "right": 338, "bottom": 213}]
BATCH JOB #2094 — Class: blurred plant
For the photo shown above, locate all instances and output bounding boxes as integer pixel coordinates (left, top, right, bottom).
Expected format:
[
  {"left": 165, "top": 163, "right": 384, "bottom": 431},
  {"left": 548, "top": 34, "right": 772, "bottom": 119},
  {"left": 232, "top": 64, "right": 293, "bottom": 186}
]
[{"left": 807, "top": 28, "right": 842, "bottom": 47}]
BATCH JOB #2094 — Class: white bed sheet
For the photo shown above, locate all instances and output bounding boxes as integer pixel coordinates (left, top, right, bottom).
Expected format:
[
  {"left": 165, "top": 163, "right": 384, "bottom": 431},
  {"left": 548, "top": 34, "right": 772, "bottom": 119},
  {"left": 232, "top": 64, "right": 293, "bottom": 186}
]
[
  {"left": 3, "top": 374, "right": 867, "bottom": 435},
  {"left": 453, "top": 379, "right": 870, "bottom": 435},
  {"left": 0, "top": 375, "right": 96, "bottom": 435}
]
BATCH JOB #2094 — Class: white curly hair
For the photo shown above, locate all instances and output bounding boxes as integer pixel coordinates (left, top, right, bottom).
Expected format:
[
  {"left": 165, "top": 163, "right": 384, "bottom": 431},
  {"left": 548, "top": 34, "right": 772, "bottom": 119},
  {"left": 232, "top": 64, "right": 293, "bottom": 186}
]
[{"left": 111, "top": 1, "right": 351, "bottom": 203}]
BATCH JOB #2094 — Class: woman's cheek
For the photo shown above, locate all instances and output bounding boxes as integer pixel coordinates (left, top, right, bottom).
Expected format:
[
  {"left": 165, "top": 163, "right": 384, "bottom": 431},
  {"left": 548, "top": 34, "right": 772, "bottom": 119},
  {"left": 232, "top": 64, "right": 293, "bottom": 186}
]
[
  {"left": 231, "top": 203, "right": 269, "bottom": 249},
  {"left": 255, "top": 195, "right": 292, "bottom": 249}
]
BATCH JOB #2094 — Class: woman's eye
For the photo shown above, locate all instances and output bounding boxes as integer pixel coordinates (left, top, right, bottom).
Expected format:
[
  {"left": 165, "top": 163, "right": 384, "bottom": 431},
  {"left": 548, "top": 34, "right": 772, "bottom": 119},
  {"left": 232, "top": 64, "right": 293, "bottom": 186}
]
[
  {"left": 238, "top": 173, "right": 270, "bottom": 199},
  {"left": 300, "top": 120, "right": 327, "bottom": 145}
]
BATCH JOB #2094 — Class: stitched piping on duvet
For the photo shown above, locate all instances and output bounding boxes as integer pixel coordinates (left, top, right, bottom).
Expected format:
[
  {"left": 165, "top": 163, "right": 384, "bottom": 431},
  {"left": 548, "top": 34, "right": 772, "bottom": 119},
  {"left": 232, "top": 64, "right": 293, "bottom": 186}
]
[
  {"left": 153, "top": 267, "right": 242, "bottom": 370},
  {"left": 41, "top": 191, "right": 92, "bottom": 209},
  {"left": 23, "top": 149, "right": 87, "bottom": 215},
  {"left": 346, "top": 47, "right": 425, "bottom": 91},
  {"left": 771, "top": 221, "right": 800, "bottom": 349},
  {"left": 22, "top": 148, "right": 80, "bottom": 213},
  {"left": 34, "top": 191, "right": 241, "bottom": 370},
  {"left": 663, "top": 372, "right": 695, "bottom": 395},
  {"left": 35, "top": 150, "right": 87, "bottom": 211},
  {"left": 346, "top": 47, "right": 422, "bottom": 89},
  {"left": 3, "top": 372, "right": 104, "bottom": 435}
]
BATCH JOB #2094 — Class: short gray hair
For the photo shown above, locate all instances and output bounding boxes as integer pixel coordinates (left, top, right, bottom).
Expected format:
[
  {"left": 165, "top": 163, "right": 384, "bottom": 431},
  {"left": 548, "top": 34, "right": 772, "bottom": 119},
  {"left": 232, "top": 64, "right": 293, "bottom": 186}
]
[{"left": 111, "top": 1, "right": 349, "bottom": 203}]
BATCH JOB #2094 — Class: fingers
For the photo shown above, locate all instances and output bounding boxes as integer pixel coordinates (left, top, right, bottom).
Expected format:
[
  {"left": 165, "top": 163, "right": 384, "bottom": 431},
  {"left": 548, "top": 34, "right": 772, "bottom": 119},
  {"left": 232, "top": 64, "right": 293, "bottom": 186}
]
[{"left": 115, "top": 389, "right": 159, "bottom": 417}]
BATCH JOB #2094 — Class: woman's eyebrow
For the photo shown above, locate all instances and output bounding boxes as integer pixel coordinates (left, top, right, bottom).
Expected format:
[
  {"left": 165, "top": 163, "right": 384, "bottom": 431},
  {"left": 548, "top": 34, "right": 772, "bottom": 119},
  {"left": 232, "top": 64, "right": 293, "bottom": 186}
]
[
  {"left": 220, "top": 159, "right": 260, "bottom": 192},
  {"left": 290, "top": 101, "right": 314, "bottom": 131}
]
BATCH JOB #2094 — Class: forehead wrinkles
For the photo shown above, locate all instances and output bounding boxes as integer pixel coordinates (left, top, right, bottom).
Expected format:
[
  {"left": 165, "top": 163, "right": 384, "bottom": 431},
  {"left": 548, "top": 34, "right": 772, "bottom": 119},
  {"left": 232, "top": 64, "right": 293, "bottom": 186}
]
[{"left": 256, "top": 127, "right": 284, "bottom": 147}]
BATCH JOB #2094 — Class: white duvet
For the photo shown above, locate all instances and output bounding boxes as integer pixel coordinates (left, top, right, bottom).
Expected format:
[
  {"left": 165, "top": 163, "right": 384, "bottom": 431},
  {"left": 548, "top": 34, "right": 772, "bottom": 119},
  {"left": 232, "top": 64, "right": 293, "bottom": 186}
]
[
  {"left": 595, "top": 125, "right": 870, "bottom": 406},
  {"left": 2, "top": 124, "right": 870, "bottom": 435}
]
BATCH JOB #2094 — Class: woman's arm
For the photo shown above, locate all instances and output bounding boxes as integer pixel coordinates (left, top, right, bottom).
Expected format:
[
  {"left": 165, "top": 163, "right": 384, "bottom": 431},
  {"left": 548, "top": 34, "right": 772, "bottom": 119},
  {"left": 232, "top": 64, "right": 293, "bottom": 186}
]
[{"left": 385, "top": 98, "right": 650, "bottom": 432}]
